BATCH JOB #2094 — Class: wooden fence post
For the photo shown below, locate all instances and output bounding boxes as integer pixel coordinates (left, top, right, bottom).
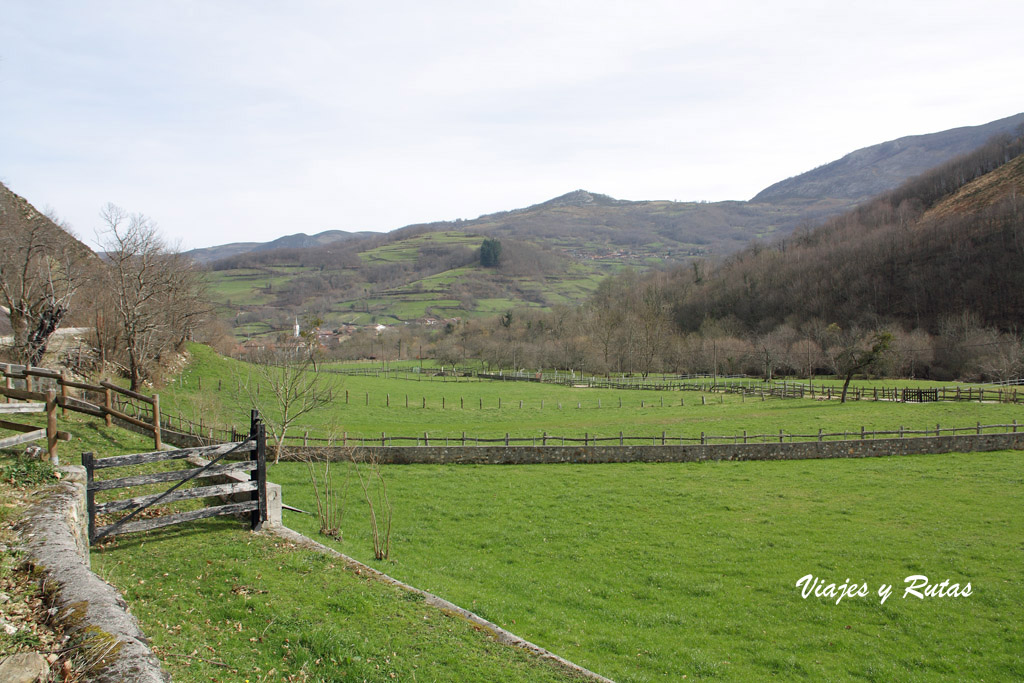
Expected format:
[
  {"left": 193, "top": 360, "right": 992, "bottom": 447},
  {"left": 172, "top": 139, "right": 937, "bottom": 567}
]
[
  {"left": 251, "top": 415, "right": 267, "bottom": 531},
  {"left": 46, "top": 390, "right": 58, "bottom": 464},
  {"left": 82, "top": 451, "right": 96, "bottom": 543},
  {"left": 152, "top": 394, "right": 161, "bottom": 450},
  {"left": 104, "top": 386, "right": 113, "bottom": 427},
  {"left": 59, "top": 373, "right": 68, "bottom": 417}
]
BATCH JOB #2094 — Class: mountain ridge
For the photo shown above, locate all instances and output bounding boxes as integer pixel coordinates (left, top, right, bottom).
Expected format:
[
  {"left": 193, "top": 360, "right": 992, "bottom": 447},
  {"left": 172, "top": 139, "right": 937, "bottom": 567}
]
[{"left": 187, "top": 112, "right": 1024, "bottom": 266}]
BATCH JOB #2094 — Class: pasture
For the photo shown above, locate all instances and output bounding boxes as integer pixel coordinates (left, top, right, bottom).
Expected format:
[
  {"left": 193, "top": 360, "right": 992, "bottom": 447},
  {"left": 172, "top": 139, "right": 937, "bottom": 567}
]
[
  {"left": 145, "top": 346, "right": 1024, "bottom": 680},
  {"left": 159, "top": 346, "right": 1023, "bottom": 446},
  {"left": 272, "top": 453, "right": 1024, "bottom": 681}
]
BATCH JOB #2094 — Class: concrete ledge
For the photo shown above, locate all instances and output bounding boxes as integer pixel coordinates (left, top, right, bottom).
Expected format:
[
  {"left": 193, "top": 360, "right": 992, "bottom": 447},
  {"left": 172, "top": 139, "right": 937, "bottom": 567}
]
[
  {"left": 186, "top": 455, "right": 282, "bottom": 526},
  {"left": 16, "top": 473, "right": 170, "bottom": 683},
  {"left": 266, "top": 525, "right": 615, "bottom": 682}
]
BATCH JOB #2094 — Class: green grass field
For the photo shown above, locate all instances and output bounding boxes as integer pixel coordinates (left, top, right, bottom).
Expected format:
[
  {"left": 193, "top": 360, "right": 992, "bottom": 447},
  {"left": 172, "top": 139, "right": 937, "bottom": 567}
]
[
  {"left": 9, "top": 345, "right": 1023, "bottom": 681},
  {"left": 158, "top": 345, "right": 1023, "bottom": 445},
  {"left": 2, "top": 411, "right": 583, "bottom": 682},
  {"left": 271, "top": 453, "right": 1024, "bottom": 682},
  {"left": 90, "top": 521, "right": 582, "bottom": 682}
]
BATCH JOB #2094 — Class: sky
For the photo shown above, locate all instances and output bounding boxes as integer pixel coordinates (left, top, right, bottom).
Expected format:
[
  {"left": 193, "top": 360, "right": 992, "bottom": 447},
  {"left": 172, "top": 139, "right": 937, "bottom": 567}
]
[{"left": 1, "top": 1, "right": 1022, "bottom": 250}]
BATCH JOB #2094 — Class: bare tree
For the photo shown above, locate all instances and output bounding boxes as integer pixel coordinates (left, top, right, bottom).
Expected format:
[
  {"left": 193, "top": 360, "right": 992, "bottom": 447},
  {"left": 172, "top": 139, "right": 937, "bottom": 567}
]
[
  {"left": 239, "top": 346, "right": 332, "bottom": 463},
  {"left": 352, "top": 449, "right": 392, "bottom": 561},
  {"left": 302, "top": 443, "right": 352, "bottom": 538},
  {"left": 96, "top": 204, "right": 207, "bottom": 389},
  {"left": 0, "top": 190, "right": 88, "bottom": 365}
]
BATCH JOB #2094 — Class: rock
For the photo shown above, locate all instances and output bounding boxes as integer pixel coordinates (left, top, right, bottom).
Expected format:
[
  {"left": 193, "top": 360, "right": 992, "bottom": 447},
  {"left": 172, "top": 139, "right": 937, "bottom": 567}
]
[
  {"left": 0, "top": 652, "right": 50, "bottom": 682},
  {"left": 0, "top": 592, "right": 10, "bottom": 604},
  {"left": 1, "top": 619, "right": 18, "bottom": 636}
]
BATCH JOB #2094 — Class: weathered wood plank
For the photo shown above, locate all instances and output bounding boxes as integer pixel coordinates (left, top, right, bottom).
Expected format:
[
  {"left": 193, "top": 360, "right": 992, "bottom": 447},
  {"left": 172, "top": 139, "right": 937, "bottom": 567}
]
[
  {"left": 59, "top": 378, "right": 104, "bottom": 392},
  {"left": 97, "top": 480, "right": 259, "bottom": 513},
  {"left": 59, "top": 396, "right": 106, "bottom": 419},
  {"left": 24, "top": 367, "right": 62, "bottom": 379},
  {"left": 94, "top": 500, "right": 259, "bottom": 538},
  {"left": 0, "top": 429, "right": 46, "bottom": 449},
  {"left": 92, "top": 441, "right": 256, "bottom": 469},
  {"left": 0, "top": 387, "right": 47, "bottom": 402},
  {"left": 100, "top": 380, "right": 154, "bottom": 404},
  {"left": 0, "top": 403, "right": 47, "bottom": 414},
  {"left": 0, "top": 418, "right": 43, "bottom": 433},
  {"left": 88, "top": 461, "right": 257, "bottom": 491},
  {"left": 105, "top": 406, "right": 154, "bottom": 431}
]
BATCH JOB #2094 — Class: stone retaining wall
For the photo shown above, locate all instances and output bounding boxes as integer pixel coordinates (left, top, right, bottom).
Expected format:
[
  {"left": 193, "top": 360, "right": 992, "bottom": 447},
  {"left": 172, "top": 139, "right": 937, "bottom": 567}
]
[
  {"left": 278, "top": 431, "right": 1024, "bottom": 464},
  {"left": 16, "top": 467, "right": 170, "bottom": 682}
]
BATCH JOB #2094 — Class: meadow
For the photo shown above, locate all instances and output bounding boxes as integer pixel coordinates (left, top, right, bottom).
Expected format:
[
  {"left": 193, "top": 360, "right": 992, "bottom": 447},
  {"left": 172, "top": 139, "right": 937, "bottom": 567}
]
[
  {"left": 270, "top": 453, "right": 1024, "bottom": 681},
  {"left": 72, "top": 346, "right": 1024, "bottom": 680},
  {"left": 158, "top": 345, "right": 1023, "bottom": 446}
]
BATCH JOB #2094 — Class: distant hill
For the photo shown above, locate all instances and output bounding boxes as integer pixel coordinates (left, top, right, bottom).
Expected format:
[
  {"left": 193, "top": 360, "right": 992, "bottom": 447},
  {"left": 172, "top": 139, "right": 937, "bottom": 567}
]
[
  {"left": 186, "top": 229, "right": 376, "bottom": 263},
  {"left": 193, "top": 113, "right": 1024, "bottom": 270},
  {"left": 752, "top": 112, "right": 1024, "bottom": 203}
]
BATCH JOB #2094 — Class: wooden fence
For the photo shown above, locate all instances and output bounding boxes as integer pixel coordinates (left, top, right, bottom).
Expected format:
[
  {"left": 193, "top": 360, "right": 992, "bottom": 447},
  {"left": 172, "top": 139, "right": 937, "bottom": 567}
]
[
  {"left": 0, "top": 392, "right": 72, "bottom": 460},
  {"left": 0, "top": 363, "right": 162, "bottom": 449},
  {"left": 300, "top": 365, "right": 1024, "bottom": 404},
  {"left": 83, "top": 412, "right": 267, "bottom": 543}
]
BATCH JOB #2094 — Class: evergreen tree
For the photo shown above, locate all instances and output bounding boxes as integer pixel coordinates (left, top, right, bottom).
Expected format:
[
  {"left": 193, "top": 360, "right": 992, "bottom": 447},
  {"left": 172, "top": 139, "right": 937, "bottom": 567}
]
[{"left": 479, "top": 238, "right": 502, "bottom": 267}]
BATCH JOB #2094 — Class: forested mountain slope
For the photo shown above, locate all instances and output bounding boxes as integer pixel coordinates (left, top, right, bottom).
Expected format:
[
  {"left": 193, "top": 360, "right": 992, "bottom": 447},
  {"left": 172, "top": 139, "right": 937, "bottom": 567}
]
[{"left": 671, "top": 133, "right": 1024, "bottom": 334}]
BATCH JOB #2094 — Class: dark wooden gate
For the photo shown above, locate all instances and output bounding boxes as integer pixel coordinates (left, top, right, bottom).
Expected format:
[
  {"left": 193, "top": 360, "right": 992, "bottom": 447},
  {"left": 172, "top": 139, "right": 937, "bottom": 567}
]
[
  {"left": 901, "top": 388, "right": 939, "bottom": 403},
  {"left": 84, "top": 411, "right": 267, "bottom": 544}
]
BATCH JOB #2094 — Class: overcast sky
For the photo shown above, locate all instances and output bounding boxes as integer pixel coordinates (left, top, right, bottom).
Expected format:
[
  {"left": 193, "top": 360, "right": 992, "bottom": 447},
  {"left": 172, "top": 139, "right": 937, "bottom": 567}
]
[{"left": 2, "top": 1, "right": 1022, "bottom": 250}]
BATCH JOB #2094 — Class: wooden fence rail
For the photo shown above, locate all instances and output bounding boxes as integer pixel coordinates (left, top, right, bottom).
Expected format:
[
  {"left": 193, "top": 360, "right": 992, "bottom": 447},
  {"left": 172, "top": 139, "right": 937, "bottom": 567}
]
[
  {"left": 0, "top": 390, "right": 72, "bottom": 460},
  {"left": 0, "top": 364, "right": 161, "bottom": 449},
  {"left": 256, "top": 421, "right": 1020, "bottom": 448}
]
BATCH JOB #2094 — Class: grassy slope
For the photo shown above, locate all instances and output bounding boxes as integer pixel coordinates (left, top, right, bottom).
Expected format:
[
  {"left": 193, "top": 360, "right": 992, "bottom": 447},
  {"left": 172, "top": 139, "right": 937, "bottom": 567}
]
[
  {"left": 91, "top": 522, "right": 581, "bottom": 683},
  {"left": 272, "top": 453, "right": 1024, "bottom": 682}
]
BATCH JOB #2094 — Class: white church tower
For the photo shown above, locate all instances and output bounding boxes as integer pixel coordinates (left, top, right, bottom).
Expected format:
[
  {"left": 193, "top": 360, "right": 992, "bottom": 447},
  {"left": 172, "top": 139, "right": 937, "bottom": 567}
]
[{"left": 294, "top": 317, "right": 300, "bottom": 338}]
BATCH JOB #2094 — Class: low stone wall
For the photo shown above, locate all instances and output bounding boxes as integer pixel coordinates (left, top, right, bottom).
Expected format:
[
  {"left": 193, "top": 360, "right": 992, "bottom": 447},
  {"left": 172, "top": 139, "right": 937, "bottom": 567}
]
[
  {"left": 278, "top": 431, "right": 1024, "bottom": 464},
  {"left": 16, "top": 467, "right": 170, "bottom": 683}
]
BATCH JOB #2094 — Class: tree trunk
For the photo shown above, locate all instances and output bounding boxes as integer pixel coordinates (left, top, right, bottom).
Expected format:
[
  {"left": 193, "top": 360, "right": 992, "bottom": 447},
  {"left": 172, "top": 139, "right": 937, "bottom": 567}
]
[{"left": 841, "top": 372, "right": 854, "bottom": 403}]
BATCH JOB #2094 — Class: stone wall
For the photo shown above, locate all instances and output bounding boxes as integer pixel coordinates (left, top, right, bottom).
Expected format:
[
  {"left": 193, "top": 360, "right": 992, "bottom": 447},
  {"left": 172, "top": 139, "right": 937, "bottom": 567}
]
[
  {"left": 277, "top": 431, "right": 1024, "bottom": 465},
  {"left": 17, "top": 470, "right": 170, "bottom": 682}
]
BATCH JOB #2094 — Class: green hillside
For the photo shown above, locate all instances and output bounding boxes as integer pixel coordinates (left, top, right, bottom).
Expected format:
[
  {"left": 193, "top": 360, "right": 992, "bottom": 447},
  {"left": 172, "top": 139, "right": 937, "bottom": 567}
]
[{"left": 207, "top": 229, "right": 615, "bottom": 337}]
